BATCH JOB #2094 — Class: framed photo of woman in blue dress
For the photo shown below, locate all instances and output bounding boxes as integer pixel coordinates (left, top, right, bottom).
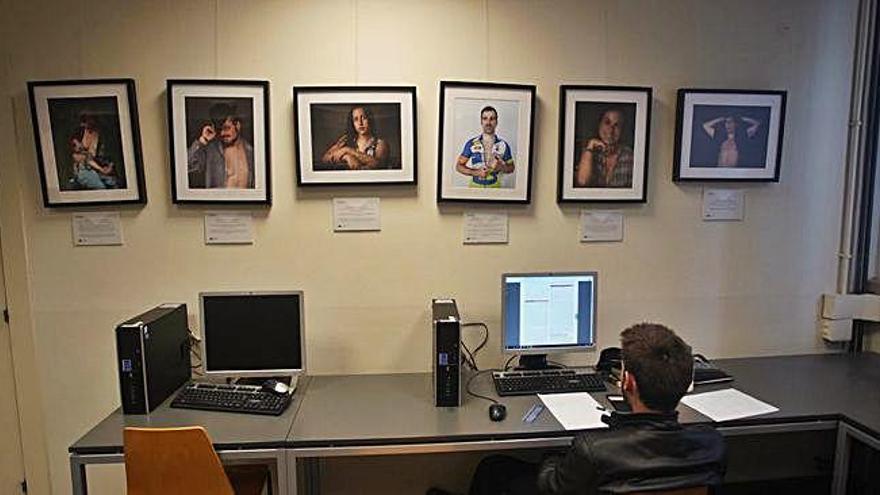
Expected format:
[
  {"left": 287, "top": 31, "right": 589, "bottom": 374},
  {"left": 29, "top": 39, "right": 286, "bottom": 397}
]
[
  {"left": 673, "top": 89, "right": 787, "bottom": 182},
  {"left": 27, "top": 79, "right": 146, "bottom": 207}
]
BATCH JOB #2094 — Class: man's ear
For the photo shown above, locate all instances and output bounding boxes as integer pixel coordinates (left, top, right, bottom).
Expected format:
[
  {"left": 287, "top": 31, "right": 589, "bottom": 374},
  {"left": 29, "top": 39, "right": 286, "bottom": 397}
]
[
  {"left": 621, "top": 370, "right": 638, "bottom": 395},
  {"left": 234, "top": 121, "right": 242, "bottom": 132}
]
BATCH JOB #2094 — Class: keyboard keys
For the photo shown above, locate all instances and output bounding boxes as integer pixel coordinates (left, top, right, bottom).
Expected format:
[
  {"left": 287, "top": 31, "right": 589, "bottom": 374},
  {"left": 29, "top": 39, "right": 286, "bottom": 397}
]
[
  {"left": 171, "top": 382, "right": 291, "bottom": 416},
  {"left": 492, "top": 370, "right": 606, "bottom": 396}
]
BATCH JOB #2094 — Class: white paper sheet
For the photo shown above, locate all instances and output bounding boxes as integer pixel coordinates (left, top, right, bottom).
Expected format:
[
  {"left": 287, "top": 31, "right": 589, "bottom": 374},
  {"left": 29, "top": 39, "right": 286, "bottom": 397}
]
[
  {"left": 333, "top": 197, "right": 381, "bottom": 231},
  {"left": 702, "top": 189, "right": 744, "bottom": 221},
  {"left": 538, "top": 392, "right": 609, "bottom": 431},
  {"left": 580, "top": 210, "right": 623, "bottom": 242},
  {"left": 463, "top": 211, "right": 508, "bottom": 244},
  {"left": 681, "top": 388, "right": 778, "bottom": 422},
  {"left": 204, "top": 211, "right": 254, "bottom": 244},
  {"left": 72, "top": 212, "right": 123, "bottom": 246}
]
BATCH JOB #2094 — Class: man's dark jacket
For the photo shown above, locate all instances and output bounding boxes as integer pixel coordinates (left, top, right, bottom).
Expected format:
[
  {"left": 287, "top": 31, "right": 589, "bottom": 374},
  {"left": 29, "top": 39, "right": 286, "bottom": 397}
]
[{"left": 537, "top": 411, "right": 725, "bottom": 494}]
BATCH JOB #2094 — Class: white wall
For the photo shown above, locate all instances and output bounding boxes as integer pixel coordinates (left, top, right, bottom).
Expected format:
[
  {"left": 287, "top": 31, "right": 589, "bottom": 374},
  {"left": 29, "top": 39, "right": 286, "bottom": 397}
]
[{"left": 0, "top": 0, "right": 858, "bottom": 493}]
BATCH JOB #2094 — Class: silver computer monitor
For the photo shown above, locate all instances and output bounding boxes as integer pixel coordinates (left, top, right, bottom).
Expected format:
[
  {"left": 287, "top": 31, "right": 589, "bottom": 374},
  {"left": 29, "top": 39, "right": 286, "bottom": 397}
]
[
  {"left": 200, "top": 291, "right": 305, "bottom": 377},
  {"left": 501, "top": 272, "right": 597, "bottom": 367}
]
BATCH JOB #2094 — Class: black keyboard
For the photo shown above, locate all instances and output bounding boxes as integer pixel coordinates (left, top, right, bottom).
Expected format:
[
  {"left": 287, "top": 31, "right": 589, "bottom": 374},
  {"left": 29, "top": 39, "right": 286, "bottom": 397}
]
[
  {"left": 492, "top": 369, "right": 607, "bottom": 396},
  {"left": 171, "top": 382, "right": 291, "bottom": 416}
]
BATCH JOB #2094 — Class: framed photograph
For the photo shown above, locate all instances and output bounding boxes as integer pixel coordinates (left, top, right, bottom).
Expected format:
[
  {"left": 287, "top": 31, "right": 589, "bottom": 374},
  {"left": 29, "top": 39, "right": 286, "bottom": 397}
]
[
  {"left": 557, "top": 85, "right": 652, "bottom": 203},
  {"left": 293, "top": 86, "right": 417, "bottom": 186},
  {"left": 437, "top": 81, "right": 536, "bottom": 203},
  {"left": 167, "top": 79, "right": 271, "bottom": 204},
  {"left": 27, "top": 79, "right": 146, "bottom": 207},
  {"left": 673, "top": 89, "right": 787, "bottom": 182}
]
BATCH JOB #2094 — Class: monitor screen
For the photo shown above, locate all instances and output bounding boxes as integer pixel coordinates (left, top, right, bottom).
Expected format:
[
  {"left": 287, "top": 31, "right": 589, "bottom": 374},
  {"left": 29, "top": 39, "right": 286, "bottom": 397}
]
[
  {"left": 201, "top": 291, "right": 304, "bottom": 376},
  {"left": 502, "top": 273, "right": 597, "bottom": 353}
]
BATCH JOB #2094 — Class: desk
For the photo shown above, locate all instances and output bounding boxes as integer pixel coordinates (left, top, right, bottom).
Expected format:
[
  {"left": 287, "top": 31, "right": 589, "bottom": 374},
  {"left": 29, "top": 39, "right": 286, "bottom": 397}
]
[
  {"left": 286, "top": 354, "right": 880, "bottom": 494},
  {"left": 68, "top": 376, "right": 310, "bottom": 495},
  {"left": 70, "top": 355, "right": 880, "bottom": 495}
]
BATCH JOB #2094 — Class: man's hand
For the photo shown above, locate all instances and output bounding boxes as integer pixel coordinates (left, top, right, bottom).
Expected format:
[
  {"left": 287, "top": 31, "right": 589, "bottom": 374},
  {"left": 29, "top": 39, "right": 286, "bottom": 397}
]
[
  {"left": 585, "top": 138, "right": 606, "bottom": 153},
  {"left": 198, "top": 124, "right": 216, "bottom": 146}
]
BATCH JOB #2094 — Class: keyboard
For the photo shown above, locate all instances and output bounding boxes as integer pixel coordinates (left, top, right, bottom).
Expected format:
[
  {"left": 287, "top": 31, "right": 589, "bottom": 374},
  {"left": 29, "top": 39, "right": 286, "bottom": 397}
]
[
  {"left": 171, "top": 382, "right": 291, "bottom": 416},
  {"left": 492, "top": 369, "right": 607, "bottom": 396}
]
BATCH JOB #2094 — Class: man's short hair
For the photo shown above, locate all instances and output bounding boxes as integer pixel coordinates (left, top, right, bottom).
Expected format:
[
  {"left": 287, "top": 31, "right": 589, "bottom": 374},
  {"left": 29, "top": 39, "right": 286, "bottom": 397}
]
[
  {"left": 209, "top": 102, "right": 241, "bottom": 127},
  {"left": 480, "top": 106, "right": 497, "bottom": 118},
  {"left": 621, "top": 323, "right": 693, "bottom": 412}
]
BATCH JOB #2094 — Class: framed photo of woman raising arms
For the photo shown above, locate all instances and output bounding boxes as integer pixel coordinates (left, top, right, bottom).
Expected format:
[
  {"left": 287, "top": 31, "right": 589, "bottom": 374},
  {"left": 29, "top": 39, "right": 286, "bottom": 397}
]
[
  {"left": 673, "top": 89, "right": 786, "bottom": 182},
  {"left": 557, "top": 85, "right": 652, "bottom": 203},
  {"left": 293, "top": 86, "right": 417, "bottom": 186}
]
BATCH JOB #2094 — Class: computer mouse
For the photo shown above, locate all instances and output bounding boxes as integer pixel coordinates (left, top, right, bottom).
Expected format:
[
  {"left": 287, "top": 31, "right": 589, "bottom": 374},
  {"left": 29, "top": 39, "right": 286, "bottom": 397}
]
[
  {"left": 488, "top": 403, "right": 507, "bottom": 422},
  {"left": 262, "top": 379, "right": 290, "bottom": 395}
]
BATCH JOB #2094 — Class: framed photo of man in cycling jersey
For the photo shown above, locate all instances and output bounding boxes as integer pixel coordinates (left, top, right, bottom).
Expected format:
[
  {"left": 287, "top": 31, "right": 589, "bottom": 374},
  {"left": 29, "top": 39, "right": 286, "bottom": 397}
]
[{"left": 437, "top": 81, "right": 536, "bottom": 204}]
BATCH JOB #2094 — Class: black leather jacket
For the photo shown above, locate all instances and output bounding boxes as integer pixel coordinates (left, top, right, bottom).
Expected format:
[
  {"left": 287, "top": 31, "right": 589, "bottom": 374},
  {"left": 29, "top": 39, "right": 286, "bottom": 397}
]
[{"left": 537, "top": 411, "right": 725, "bottom": 494}]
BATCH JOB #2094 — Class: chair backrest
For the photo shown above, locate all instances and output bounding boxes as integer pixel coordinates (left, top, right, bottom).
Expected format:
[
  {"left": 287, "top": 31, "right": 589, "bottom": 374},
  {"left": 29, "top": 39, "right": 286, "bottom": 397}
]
[
  {"left": 629, "top": 487, "right": 708, "bottom": 495},
  {"left": 124, "top": 426, "right": 234, "bottom": 495}
]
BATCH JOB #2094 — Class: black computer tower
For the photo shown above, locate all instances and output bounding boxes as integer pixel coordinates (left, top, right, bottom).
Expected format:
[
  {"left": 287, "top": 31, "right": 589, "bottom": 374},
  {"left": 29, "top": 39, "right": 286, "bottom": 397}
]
[
  {"left": 432, "top": 299, "right": 461, "bottom": 407},
  {"left": 116, "top": 304, "right": 191, "bottom": 414}
]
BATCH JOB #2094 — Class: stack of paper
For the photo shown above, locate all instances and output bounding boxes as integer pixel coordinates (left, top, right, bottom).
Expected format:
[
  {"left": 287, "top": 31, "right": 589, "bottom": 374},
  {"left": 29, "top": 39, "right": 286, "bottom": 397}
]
[
  {"left": 681, "top": 388, "right": 778, "bottom": 422},
  {"left": 538, "top": 392, "right": 609, "bottom": 430}
]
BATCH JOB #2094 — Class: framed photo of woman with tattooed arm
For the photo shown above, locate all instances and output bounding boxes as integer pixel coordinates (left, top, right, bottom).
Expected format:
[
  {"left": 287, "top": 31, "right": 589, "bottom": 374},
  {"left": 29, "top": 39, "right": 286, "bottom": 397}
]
[
  {"left": 293, "top": 86, "right": 417, "bottom": 186},
  {"left": 557, "top": 85, "right": 652, "bottom": 203}
]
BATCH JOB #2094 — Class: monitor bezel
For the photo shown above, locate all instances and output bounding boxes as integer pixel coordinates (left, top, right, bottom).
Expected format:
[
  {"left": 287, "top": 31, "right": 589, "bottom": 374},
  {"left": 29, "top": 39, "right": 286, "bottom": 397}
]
[
  {"left": 500, "top": 272, "right": 598, "bottom": 355},
  {"left": 199, "top": 290, "right": 306, "bottom": 377}
]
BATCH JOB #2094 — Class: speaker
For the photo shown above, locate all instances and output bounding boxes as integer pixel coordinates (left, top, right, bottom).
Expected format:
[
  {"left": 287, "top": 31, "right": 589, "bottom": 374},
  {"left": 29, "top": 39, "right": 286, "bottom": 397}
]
[
  {"left": 432, "top": 299, "right": 461, "bottom": 407},
  {"left": 116, "top": 304, "right": 191, "bottom": 414}
]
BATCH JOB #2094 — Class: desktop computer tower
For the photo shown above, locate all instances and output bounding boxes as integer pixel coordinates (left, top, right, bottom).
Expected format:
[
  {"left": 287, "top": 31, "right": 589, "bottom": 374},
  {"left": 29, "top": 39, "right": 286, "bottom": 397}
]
[
  {"left": 116, "top": 304, "right": 191, "bottom": 414},
  {"left": 432, "top": 299, "right": 461, "bottom": 407}
]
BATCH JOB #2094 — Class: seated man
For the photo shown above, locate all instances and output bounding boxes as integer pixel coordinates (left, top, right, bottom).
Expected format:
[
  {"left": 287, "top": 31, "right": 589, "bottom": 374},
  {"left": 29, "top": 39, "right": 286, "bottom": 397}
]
[{"left": 466, "top": 323, "right": 726, "bottom": 495}]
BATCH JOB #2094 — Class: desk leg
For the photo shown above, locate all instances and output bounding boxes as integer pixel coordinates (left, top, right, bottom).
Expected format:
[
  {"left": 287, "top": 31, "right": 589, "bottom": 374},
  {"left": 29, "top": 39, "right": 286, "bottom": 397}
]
[
  {"left": 273, "top": 449, "right": 288, "bottom": 495},
  {"left": 832, "top": 426, "right": 849, "bottom": 495},
  {"left": 69, "top": 456, "right": 88, "bottom": 495},
  {"left": 293, "top": 457, "right": 321, "bottom": 495}
]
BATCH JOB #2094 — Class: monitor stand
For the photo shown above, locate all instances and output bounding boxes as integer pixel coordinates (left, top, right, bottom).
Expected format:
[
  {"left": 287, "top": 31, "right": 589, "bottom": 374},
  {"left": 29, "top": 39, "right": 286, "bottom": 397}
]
[{"left": 516, "top": 354, "right": 551, "bottom": 370}]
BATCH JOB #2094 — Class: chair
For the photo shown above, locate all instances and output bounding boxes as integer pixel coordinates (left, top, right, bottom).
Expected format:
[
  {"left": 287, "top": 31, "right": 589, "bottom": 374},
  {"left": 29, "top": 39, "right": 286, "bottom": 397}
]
[
  {"left": 123, "top": 426, "right": 269, "bottom": 495},
  {"left": 630, "top": 487, "right": 708, "bottom": 495}
]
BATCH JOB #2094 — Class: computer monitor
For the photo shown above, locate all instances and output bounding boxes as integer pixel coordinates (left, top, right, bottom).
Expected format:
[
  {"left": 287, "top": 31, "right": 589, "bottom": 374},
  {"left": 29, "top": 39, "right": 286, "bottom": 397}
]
[
  {"left": 501, "top": 272, "right": 597, "bottom": 369},
  {"left": 200, "top": 291, "right": 305, "bottom": 378}
]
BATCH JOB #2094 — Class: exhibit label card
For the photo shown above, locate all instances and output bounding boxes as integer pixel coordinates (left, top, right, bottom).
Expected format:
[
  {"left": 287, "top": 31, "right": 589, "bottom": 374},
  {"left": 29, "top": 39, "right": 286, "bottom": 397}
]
[
  {"left": 702, "top": 189, "right": 745, "bottom": 221},
  {"left": 72, "top": 212, "right": 123, "bottom": 246},
  {"left": 580, "top": 210, "right": 623, "bottom": 242},
  {"left": 205, "top": 211, "right": 254, "bottom": 244},
  {"left": 463, "top": 211, "right": 508, "bottom": 244},
  {"left": 333, "top": 197, "right": 381, "bottom": 231}
]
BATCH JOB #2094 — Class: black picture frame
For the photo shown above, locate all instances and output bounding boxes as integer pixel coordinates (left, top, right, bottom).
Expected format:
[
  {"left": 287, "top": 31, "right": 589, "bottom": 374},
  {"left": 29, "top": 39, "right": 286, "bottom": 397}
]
[
  {"left": 27, "top": 79, "right": 147, "bottom": 207},
  {"left": 556, "top": 85, "right": 652, "bottom": 203},
  {"left": 673, "top": 88, "right": 787, "bottom": 182},
  {"left": 293, "top": 86, "right": 418, "bottom": 186},
  {"left": 437, "top": 81, "right": 536, "bottom": 204},
  {"left": 167, "top": 79, "right": 271, "bottom": 205}
]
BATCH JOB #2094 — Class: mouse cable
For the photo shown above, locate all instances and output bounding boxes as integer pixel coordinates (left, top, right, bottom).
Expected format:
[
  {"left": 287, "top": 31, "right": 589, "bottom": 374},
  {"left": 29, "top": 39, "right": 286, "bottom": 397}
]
[
  {"left": 503, "top": 354, "right": 519, "bottom": 371},
  {"left": 466, "top": 368, "right": 499, "bottom": 404},
  {"left": 460, "top": 341, "right": 478, "bottom": 371}
]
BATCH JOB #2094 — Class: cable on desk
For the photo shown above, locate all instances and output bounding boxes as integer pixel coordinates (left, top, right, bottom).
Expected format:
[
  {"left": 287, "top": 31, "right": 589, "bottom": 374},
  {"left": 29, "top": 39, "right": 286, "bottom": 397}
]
[{"left": 466, "top": 368, "right": 499, "bottom": 404}]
